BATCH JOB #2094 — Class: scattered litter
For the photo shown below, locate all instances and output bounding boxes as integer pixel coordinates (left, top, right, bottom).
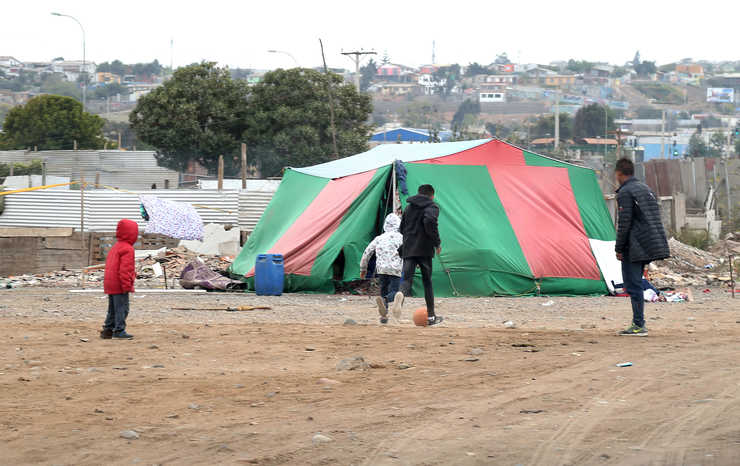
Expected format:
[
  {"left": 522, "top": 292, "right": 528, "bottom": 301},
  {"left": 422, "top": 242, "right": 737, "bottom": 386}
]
[
  {"left": 616, "top": 362, "right": 633, "bottom": 367},
  {"left": 120, "top": 430, "right": 140, "bottom": 440},
  {"left": 503, "top": 321, "right": 516, "bottom": 329},
  {"left": 171, "top": 306, "right": 271, "bottom": 312},
  {"left": 520, "top": 409, "right": 544, "bottom": 414},
  {"left": 541, "top": 300, "right": 555, "bottom": 307}
]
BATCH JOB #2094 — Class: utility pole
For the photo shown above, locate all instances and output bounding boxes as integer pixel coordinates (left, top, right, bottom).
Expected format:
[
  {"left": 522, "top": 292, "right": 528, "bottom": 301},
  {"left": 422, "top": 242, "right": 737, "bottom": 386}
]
[
  {"left": 320, "top": 39, "right": 339, "bottom": 159},
  {"left": 341, "top": 49, "right": 377, "bottom": 92},
  {"left": 554, "top": 91, "right": 560, "bottom": 150},
  {"left": 241, "top": 143, "right": 247, "bottom": 190},
  {"left": 660, "top": 109, "right": 666, "bottom": 159}
]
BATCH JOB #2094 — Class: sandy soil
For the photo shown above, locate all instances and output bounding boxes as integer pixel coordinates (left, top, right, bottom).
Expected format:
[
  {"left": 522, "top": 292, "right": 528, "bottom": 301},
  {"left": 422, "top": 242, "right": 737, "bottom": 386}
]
[{"left": 1, "top": 288, "right": 739, "bottom": 465}]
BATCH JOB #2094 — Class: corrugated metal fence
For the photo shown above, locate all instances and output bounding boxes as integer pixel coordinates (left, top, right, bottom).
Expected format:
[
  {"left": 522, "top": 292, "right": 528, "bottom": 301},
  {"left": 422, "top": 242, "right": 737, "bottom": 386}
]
[
  {"left": 0, "top": 150, "right": 179, "bottom": 190},
  {"left": 0, "top": 189, "right": 274, "bottom": 233}
]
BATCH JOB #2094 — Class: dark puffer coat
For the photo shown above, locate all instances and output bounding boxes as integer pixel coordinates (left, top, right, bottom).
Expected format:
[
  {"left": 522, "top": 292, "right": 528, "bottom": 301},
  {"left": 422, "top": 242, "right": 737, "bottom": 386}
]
[
  {"left": 400, "top": 194, "right": 441, "bottom": 258},
  {"left": 615, "top": 177, "right": 670, "bottom": 263}
]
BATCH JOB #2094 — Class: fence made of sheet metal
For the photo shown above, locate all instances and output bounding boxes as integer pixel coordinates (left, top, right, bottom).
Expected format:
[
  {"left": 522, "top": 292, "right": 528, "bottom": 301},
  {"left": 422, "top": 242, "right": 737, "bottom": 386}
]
[{"left": 0, "top": 189, "right": 271, "bottom": 233}]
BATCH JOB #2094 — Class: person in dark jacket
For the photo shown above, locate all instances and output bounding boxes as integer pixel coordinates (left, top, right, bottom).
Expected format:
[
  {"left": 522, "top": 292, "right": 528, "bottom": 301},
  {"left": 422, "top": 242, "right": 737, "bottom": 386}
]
[
  {"left": 614, "top": 158, "right": 670, "bottom": 336},
  {"left": 391, "top": 184, "right": 444, "bottom": 326},
  {"left": 100, "top": 219, "right": 139, "bottom": 340}
]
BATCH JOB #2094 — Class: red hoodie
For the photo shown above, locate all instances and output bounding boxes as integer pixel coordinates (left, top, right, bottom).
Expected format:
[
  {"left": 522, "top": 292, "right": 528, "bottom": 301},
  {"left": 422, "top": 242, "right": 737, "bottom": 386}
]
[{"left": 104, "top": 219, "right": 139, "bottom": 295}]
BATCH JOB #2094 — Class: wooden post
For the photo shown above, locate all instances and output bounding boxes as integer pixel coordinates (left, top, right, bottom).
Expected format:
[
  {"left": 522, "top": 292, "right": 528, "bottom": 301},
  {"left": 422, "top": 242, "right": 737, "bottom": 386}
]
[
  {"left": 164, "top": 179, "right": 170, "bottom": 189},
  {"left": 34, "top": 145, "right": 37, "bottom": 152},
  {"left": 117, "top": 132, "right": 122, "bottom": 149},
  {"left": 74, "top": 140, "right": 78, "bottom": 151},
  {"left": 241, "top": 143, "right": 247, "bottom": 190},
  {"left": 8, "top": 163, "right": 13, "bottom": 177},
  {"left": 95, "top": 172, "right": 100, "bottom": 189},
  {"left": 217, "top": 155, "right": 224, "bottom": 191},
  {"left": 42, "top": 161, "right": 47, "bottom": 186},
  {"left": 80, "top": 169, "right": 85, "bottom": 251},
  {"left": 729, "top": 255, "right": 735, "bottom": 299}
]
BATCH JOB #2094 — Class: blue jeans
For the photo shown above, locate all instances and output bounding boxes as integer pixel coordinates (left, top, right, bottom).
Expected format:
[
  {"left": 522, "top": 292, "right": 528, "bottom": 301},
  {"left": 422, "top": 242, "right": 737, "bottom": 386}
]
[
  {"left": 378, "top": 274, "right": 400, "bottom": 309},
  {"left": 621, "top": 257, "right": 647, "bottom": 327},
  {"left": 103, "top": 293, "right": 130, "bottom": 333}
]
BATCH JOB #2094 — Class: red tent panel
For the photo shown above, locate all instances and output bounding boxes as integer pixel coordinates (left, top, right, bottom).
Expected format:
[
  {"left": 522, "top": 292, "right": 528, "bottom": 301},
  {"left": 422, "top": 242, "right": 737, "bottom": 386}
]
[{"left": 488, "top": 166, "right": 601, "bottom": 280}]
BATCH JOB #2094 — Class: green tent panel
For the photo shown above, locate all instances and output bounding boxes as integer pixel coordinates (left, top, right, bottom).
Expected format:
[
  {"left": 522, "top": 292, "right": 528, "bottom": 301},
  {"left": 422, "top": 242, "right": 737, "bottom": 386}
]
[{"left": 230, "top": 139, "right": 617, "bottom": 296}]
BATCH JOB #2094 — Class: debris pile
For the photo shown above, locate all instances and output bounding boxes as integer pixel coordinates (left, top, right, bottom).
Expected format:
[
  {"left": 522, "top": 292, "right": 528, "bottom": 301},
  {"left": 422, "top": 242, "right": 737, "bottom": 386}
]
[
  {"left": 649, "top": 237, "right": 736, "bottom": 288},
  {"left": 0, "top": 246, "right": 238, "bottom": 289}
]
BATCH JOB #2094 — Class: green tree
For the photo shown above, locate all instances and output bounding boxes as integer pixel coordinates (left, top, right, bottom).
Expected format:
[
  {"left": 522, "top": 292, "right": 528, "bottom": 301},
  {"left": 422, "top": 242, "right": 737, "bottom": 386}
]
[
  {"left": 451, "top": 99, "right": 480, "bottom": 129},
  {"left": 532, "top": 113, "right": 574, "bottom": 141},
  {"left": 635, "top": 106, "right": 663, "bottom": 119},
  {"left": 687, "top": 133, "right": 709, "bottom": 157},
  {"left": 401, "top": 102, "right": 440, "bottom": 128},
  {"left": 360, "top": 58, "right": 378, "bottom": 91},
  {"left": 244, "top": 68, "right": 373, "bottom": 177},
  {"left": 709, "top": 131, "right": 726, "bottom": 157},
  {"left": 129, "top": 62, "right": 250, "bottom": 173},
  {"left": 0, "top": 95, "right": 106, "bottom": 150},
  {"left": 485, "top": 122, "right": 513, "bottom": 139},
  {"left": 634, "top": 60, "right": 657, "bottom": 76},
  {"left": 92, "top": 83, "right": 130, "bottom": 99},
  {"left": 566, "top": 59, "right": 594, "bottom": 73},
  {"left": 40, "top": 74, "right": 82, "bottom": 101},
  {"left": 433, "top": 64, "right": 461, "bottom": 96},
  {"left": 574, "top": 103, "right": 615, "bottom": 139},
  {"left": 464, "top": 62, "right": 488, "bottom": 77}
]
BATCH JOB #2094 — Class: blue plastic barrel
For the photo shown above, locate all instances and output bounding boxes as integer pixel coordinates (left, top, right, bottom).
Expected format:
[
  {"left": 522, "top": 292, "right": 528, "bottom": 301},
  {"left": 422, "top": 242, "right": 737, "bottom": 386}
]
[{"left": 255, "top": 254, "right": 284, "bottom": 296}]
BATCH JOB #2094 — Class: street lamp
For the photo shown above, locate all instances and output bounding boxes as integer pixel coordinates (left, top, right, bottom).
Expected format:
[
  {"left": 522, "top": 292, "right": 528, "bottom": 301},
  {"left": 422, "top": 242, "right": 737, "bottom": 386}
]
[
  {"left": 267, "top": 49, "right": 300, "bottom": 68},
  {"left": 51, "top": 12, "right": 86, "bottom": 111},
  {"left": 604, "top": 104, "right": 608, "bottom": 160}
]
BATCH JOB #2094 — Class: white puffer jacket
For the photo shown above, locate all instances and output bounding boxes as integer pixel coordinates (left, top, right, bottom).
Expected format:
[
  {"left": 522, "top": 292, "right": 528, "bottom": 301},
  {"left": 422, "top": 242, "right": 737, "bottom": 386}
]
[{"left": 360, "top": 214, "right": 403, "bottom": 277}]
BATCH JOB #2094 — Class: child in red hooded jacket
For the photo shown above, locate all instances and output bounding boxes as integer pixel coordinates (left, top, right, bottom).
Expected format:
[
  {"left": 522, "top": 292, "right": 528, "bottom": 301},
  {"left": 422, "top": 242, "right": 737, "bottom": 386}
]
[{"left": 100, "top": 219, "right": 139, "bottom": 340}]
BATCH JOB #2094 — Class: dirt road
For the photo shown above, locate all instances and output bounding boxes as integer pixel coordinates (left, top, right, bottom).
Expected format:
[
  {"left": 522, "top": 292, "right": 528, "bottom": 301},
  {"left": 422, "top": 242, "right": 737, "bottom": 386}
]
[{"left": 1, "top": 289, "right": 739, "bottom": 465}]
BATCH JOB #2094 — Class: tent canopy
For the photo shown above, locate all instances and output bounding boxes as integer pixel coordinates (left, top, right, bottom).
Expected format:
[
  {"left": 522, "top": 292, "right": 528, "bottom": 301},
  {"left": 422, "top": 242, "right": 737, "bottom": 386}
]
[{"left": 231, "top": 139, "right": 619, "bottom": 296}]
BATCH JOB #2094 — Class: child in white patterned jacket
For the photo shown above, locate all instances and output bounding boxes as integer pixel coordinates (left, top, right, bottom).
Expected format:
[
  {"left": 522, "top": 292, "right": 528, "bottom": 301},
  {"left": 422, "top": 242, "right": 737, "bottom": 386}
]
[{"left": 360, "top": 213, "right": 403, "bottom": 324}]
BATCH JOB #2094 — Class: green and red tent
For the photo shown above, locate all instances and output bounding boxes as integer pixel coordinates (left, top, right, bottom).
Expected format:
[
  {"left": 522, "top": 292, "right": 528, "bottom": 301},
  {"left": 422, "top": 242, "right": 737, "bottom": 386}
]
[{"left": 230, "top": 139, "right": 620, "bottom": 296}]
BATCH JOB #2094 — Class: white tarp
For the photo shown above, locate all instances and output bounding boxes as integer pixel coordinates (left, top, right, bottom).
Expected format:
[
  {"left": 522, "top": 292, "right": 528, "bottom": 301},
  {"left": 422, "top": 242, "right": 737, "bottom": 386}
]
[{"left": 589, "top": 238, "right": 623, "bottom": 294}]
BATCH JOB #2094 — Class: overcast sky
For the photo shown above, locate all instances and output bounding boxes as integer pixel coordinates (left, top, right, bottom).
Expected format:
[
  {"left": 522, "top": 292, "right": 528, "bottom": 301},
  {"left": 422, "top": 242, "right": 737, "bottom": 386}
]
[{"left": 4, "top": 1, "right": 738, "bottom": 71}]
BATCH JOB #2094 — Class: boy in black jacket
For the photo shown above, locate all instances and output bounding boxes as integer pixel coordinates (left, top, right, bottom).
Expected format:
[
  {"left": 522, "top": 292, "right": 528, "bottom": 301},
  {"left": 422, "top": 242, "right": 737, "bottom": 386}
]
[
  {"left": 391, "top": 184, "right": 444, "bottom": 326},
  {"left": 615, "top": 158, "right": 670, "bottom": 336}
]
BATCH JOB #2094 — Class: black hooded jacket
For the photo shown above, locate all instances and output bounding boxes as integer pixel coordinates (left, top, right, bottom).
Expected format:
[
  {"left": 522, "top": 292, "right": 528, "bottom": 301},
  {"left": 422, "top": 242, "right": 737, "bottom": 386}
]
[
  {"left": 615, "top": 177, "right": 670, "bottom": 263},
  {"left": 400, "top": 194, "right": 441, "bottom": 258}
]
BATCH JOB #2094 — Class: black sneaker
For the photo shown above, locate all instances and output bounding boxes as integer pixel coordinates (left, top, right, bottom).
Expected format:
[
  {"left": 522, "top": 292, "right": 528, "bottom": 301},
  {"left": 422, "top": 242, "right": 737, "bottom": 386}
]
[
  {"left": 619, "top": 323, "right": 648, "bottom": 336},
  {"left": 113, "top": 331, "right": 134, "bottom": 340},
  {"left": 380, "top": 317, "right": 389, "bottom": 324},
  {"left": 427, "top": 316, "right": 444, "bottom": 326},
  {"left": 100, "top": 329, "right": 113, "bottom": 339}
]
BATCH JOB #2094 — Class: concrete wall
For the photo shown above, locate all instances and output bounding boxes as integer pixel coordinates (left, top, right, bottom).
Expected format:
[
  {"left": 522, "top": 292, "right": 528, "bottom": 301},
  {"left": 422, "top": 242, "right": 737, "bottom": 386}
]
[{"left": 0, "top": 229, "right": 89, "bottom": 276}]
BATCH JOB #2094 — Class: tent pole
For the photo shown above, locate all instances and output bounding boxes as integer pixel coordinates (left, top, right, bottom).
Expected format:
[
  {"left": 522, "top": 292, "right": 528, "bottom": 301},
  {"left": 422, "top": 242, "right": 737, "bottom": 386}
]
[{"left": 392, "top": 160, "right": 399, "bottom": 214}]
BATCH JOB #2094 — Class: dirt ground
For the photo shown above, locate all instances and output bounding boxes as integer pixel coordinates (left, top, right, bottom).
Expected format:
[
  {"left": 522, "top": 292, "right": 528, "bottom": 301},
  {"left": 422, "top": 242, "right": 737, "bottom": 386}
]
[{"left": 1, "top": 288, "right": 739, "bottom": 465}]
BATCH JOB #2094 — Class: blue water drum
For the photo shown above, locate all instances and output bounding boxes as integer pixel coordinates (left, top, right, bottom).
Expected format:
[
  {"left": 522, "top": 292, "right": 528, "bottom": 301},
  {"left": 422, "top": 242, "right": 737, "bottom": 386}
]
[{"left": 255, "top": 254, "right": 284, "bottom": 296}]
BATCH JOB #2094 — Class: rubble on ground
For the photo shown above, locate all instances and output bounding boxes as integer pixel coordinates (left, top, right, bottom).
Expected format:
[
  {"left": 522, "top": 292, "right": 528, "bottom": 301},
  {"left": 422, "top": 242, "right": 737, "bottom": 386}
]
[
  {"left": 649, "top": 236, "right": 737, "bottom": 288},
  {"left": 0, "top": 246, "right": 237, "bottom": 289}
]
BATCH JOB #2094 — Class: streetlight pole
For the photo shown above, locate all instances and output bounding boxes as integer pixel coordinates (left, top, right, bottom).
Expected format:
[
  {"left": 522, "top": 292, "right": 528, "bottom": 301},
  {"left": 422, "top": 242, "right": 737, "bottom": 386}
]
[
  {"left": 51, "top": 12, "right": 86, "bottom": 111},
  {"left": 267, "top": 50, "right": 300, "bottom": 68},
  {"left": 604, "top": 104, "right": 608, "bottom": 160}
]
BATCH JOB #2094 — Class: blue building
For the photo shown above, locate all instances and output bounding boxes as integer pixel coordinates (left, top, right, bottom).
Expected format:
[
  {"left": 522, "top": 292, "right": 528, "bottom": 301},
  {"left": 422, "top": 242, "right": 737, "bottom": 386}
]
[{"left": 370, "top": 127, "right": 452, "bottom": 143}]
